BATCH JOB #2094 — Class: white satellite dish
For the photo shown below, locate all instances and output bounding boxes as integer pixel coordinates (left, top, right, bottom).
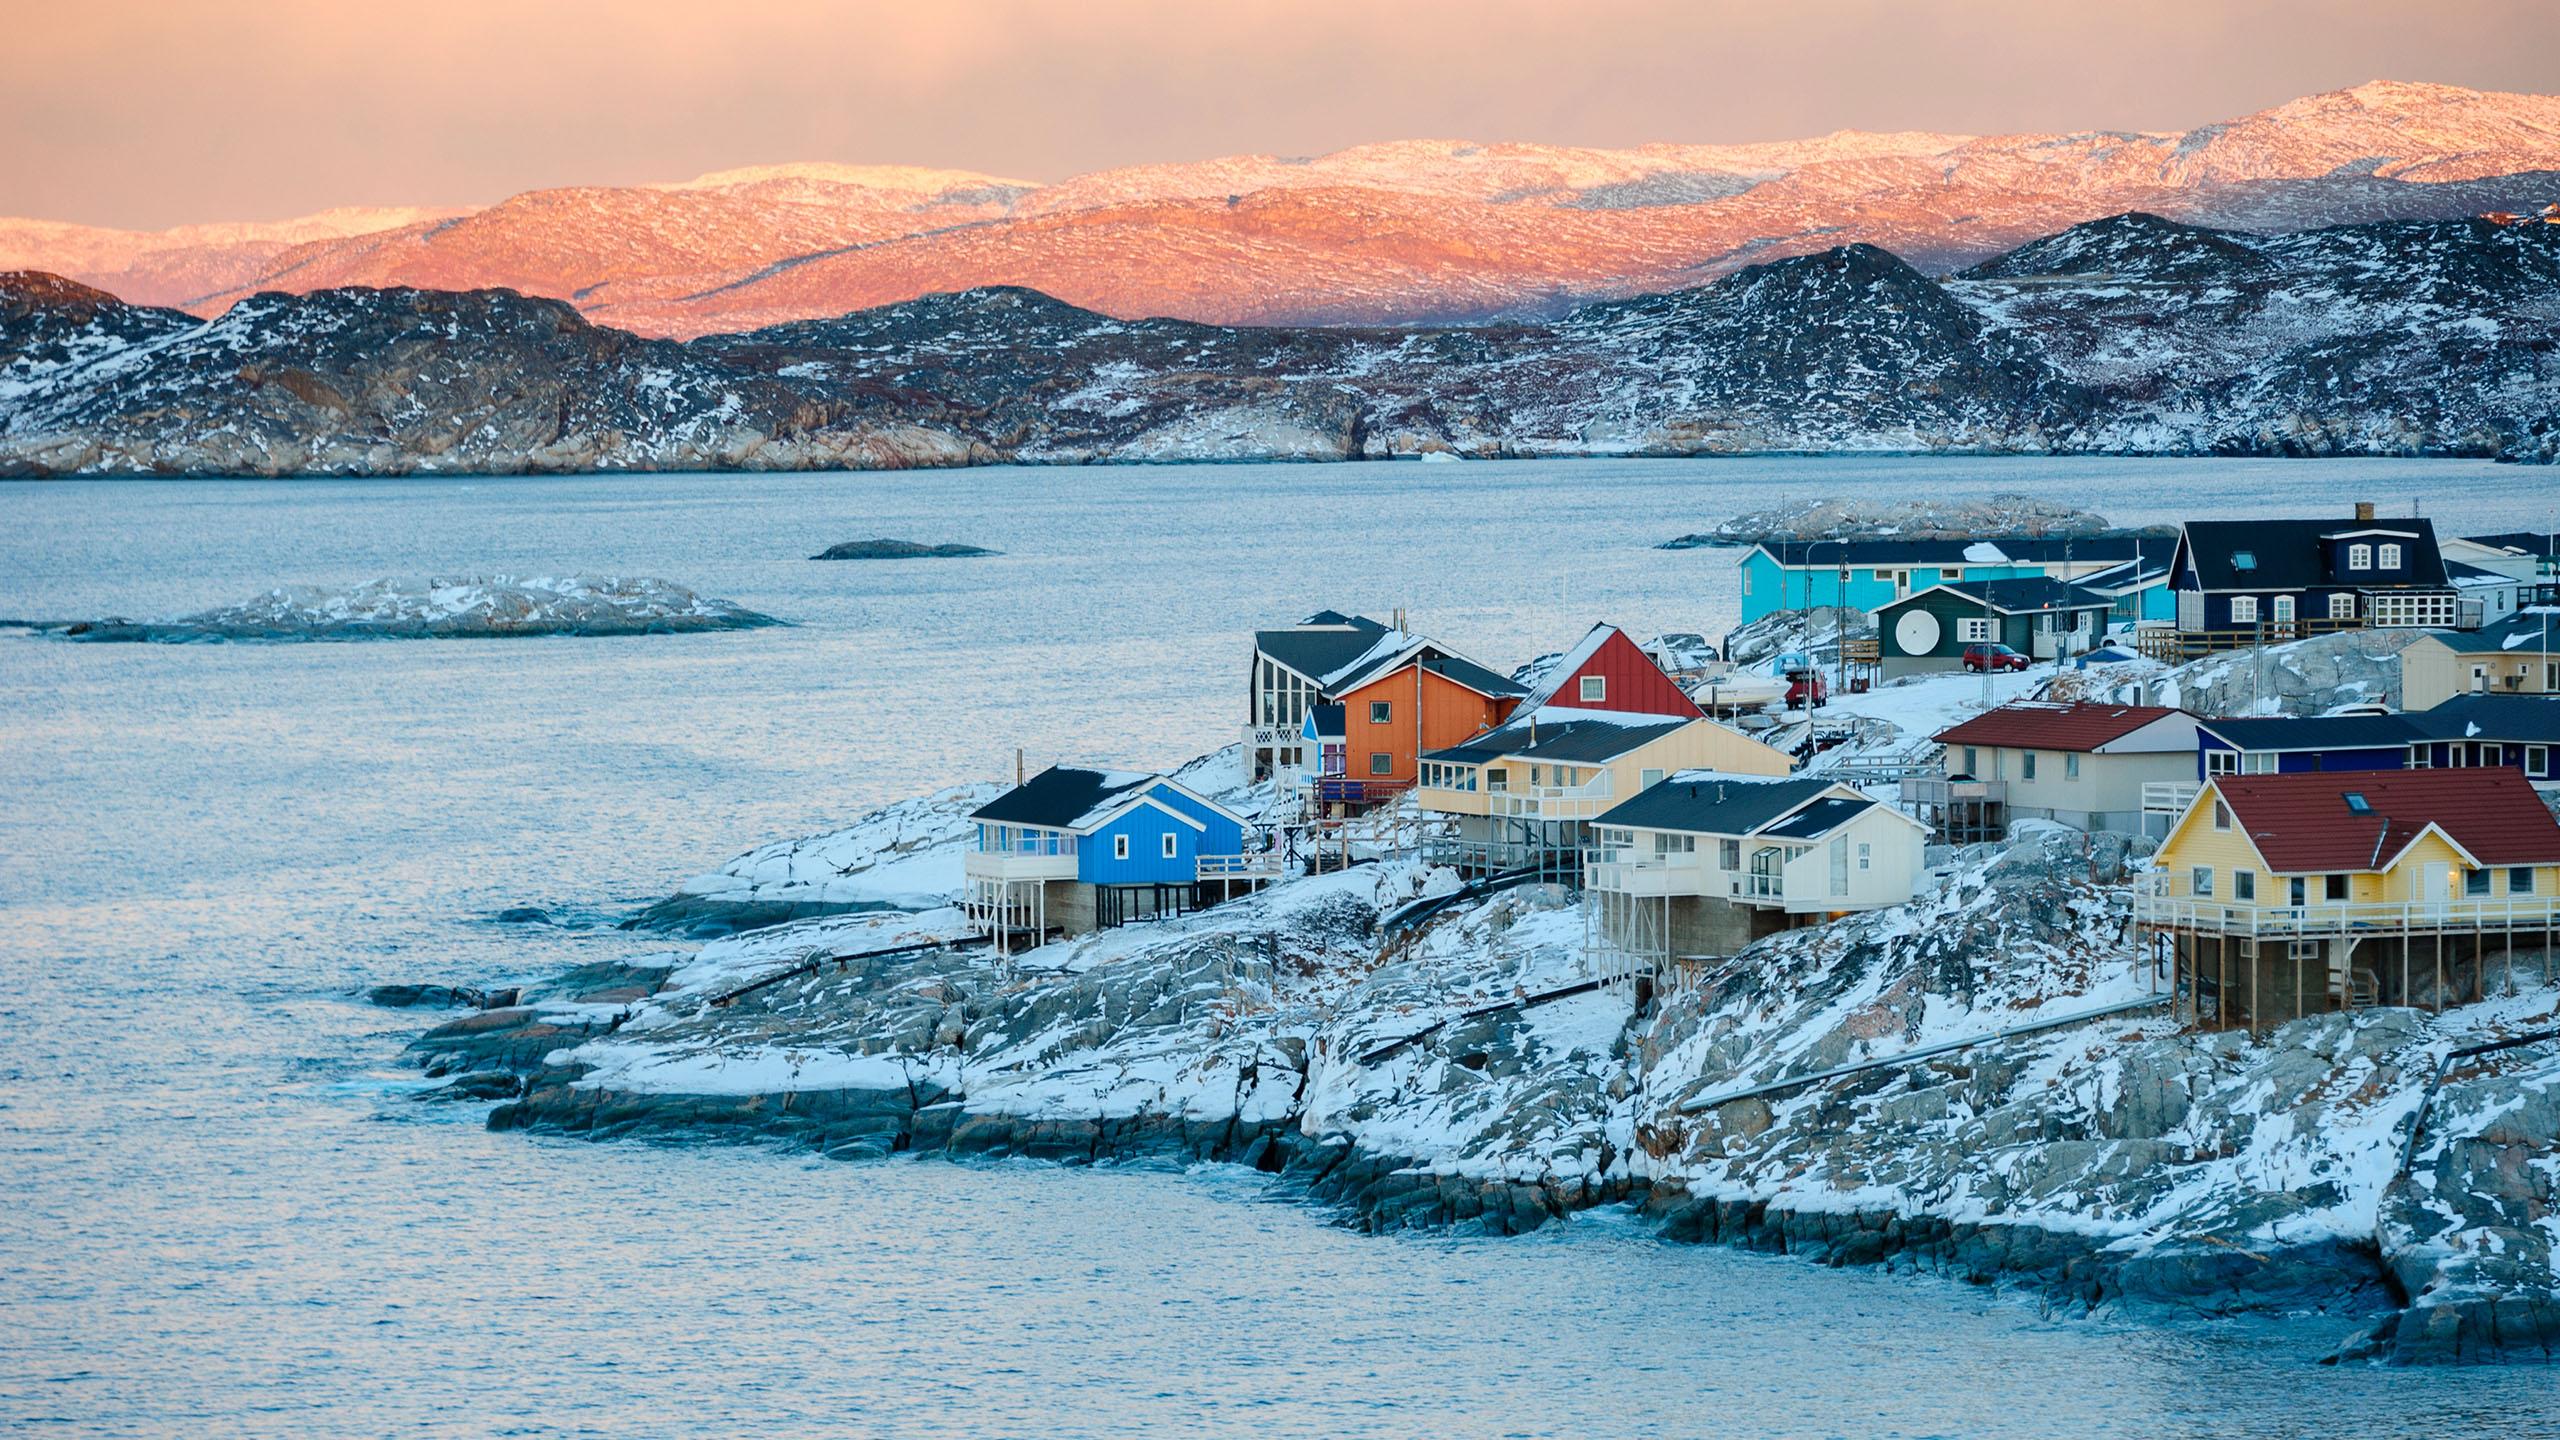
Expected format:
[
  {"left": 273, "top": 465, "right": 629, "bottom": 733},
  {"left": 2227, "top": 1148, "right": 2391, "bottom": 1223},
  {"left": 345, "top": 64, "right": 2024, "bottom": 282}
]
[{"left": 1895, "top": 610, "right": 1941, "bottom": 655}]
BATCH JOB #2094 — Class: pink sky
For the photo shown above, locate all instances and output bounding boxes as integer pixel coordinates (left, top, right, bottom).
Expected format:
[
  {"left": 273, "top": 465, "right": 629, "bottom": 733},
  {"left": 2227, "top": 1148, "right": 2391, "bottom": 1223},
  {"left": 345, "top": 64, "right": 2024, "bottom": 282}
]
[{"left": 6, "top": 0, "right": 2552, "bottom": 229}]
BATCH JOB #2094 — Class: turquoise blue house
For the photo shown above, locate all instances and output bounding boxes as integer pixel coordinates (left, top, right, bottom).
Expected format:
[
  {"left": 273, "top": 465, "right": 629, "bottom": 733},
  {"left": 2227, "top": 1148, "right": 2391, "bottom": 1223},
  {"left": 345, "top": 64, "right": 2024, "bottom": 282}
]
[
  {"left": 964, "top": 765, "right": 1264, "bottom": 947},
  {"left": 1736, "top": 538, "right": 2175, "bottom": 625}
]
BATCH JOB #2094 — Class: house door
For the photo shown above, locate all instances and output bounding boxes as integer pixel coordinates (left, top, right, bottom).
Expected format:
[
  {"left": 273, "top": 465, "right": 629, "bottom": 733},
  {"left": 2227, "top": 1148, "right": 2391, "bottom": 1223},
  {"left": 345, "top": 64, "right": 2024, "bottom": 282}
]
[
  {"left": 2272, "top": 595, "right": 2296, "bottom": 634},
  {"left": 2420, "top": 861, "right": 2450, "bottom": 914}
]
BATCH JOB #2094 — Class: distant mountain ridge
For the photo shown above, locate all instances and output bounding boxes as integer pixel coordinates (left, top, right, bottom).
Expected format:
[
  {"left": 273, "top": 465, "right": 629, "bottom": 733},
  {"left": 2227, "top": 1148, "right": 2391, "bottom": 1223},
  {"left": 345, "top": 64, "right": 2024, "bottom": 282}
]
[
  {"left": 4, "top": 209, "right": 2554, "bottom": 475},
  {"left": 6, "top": 81, "right": 2560, "bottom": 335}
]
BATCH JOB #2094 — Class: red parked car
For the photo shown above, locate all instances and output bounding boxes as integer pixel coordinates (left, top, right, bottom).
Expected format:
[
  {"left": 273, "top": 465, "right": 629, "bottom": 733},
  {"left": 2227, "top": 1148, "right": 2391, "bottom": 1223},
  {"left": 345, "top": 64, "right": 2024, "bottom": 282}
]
[
  {"left": 1783, "top": 667, "right": 1828, "bottom": 708},
  {"left": 1962, "top": 643, "right": 2032, "bottom": 673}
]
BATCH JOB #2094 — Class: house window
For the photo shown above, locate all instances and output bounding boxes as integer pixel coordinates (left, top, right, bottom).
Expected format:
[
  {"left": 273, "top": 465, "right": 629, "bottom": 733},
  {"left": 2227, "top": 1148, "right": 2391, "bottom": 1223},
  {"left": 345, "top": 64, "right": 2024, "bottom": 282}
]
[
  {"left": 2272, "top": 595, "right": 2296, "bottom": 626},
  {"left": 1857, "top": 843, "right": 1872, "bottom": 871},
  {"left": 2242, "top": 751, "right": 2277, "bottom": 775},
  {"left": 2212, "top": 801, "right": 2230, "bottom": 830},
  {"left": 2408, "top": 744, "right": 2431, "bottom": 768},
  {"left": 2230, "top": 596, "right": 2259, "bottom": 624},
  {"left": 2207, "top": 749, "right": 2237, "bottom": 776},
  {"left": 1486, "top": 767, "right": 1508, "bottom": 792},
  {"left": 1113, "top": 834, "right": 1130, "bottom": 860},
  {"left": 1653, "top": 833, "right": 1695, "bottom": 855},
  {"left": 2329, "top": 593, "right": 2357, "bottom": 620},
  {"left": 2289, "top": 877, "right": 2307, "bottom": 906},
  {"left": 2512, "top": 868, "right": 2537, "bottom": 895},
  {"left": 1162, "top": 832, "right": 1178, "bottom": 859},
  {"left": 1368, "top": 752, "right": 1392, "bottom": 776},
  {"left": 2530, "top": 745, "right": 2549, "bottom": 777},
  {"left": 1720, "top": 839, "right": 1742, "bottom": 869},
  {"left": 2065, "top": 753, "right": 2080, "bottom": 780},
  {"left": 2192, "top": 866, "right": 2215, "bottom": 897},
  {"left": 2326, "top": 875, "right": 2350, "bottom": 901},
  {"left": 1369, "top": 701, "right": 1391, "bottom": 724},
  {"left": 2022, "top": 752, "right": 2038, "bottom": 781},
  {"left": 1640, "top": 768, "right": 1665, "bottom": 790},
  {"left": 2234, "top": 870, "right": 2256, "bottom": 901},
  {"left": 1962, "top": 747, "right": 1979, "bottom": 776},
  {"left": 1742, "top": 568, "right": 1753, "bottom": 596},
  {"left": 2348, "top": 543, "right": 2372, "bottom": 571},
  {"left": 2466, "top": 867, "right": 2493, "bottom": 897},
  {"left": 1958, "top": 617, "right": 1993, "bottom": 643},
  {"left": 1580, "top": 676, "right": 1606, "bottom": 702},
  {"left": 2369, "top": 593, "right": 2458, "bottom": 629},
  {"left": 2380, "top": 543, "right": 2402, "bottom": 569}
]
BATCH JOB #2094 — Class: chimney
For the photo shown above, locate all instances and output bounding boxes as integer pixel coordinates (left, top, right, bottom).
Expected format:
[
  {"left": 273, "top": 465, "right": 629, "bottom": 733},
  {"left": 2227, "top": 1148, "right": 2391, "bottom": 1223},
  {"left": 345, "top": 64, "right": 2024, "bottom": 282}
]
[
  {"left": 1015, "top": 747, "right": 1025, "bottom": 786},
  {"left": 2354, "top": 500, "right": 2375, "bottom": 524}
]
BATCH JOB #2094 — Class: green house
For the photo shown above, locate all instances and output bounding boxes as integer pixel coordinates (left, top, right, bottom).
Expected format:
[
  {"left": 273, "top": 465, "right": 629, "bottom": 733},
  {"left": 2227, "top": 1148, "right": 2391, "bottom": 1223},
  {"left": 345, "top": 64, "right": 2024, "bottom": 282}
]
[{"left": 1876, "top": 579, "right": 2112, "bottom": 677}]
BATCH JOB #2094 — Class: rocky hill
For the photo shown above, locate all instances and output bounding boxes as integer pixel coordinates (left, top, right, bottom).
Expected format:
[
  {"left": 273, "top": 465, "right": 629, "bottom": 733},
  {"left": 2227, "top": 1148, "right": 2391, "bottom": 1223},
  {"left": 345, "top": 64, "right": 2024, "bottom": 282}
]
[
  {"left": 8, "top": 82, "right": 2560, "bottom": 335},
  {"left": 3, "top": 210, "right": 2556, "bottom": 475}
]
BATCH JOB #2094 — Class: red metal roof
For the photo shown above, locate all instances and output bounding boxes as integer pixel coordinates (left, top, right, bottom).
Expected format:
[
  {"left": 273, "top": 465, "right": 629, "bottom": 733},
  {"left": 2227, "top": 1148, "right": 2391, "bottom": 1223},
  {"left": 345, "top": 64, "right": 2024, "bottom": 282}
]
[
  {"left": 1933, "top": 701, "right": 2184, "bottom": 752},
  {"left": 2211, "top": 768, "right": 2560, "bottom": 872}
]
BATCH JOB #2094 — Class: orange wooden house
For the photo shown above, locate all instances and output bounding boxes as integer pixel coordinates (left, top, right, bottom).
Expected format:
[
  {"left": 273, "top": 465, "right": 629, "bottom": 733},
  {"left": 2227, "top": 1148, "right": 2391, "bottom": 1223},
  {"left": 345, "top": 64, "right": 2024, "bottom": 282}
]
[{"left": 1316, "top": 639, "right": 1527, "bottom": 805}]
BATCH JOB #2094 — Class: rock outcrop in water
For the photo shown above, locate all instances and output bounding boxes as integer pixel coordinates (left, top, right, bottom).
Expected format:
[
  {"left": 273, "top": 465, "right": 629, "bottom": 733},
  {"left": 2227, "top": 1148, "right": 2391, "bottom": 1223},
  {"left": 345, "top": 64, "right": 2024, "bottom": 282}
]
[
  {"left": 810, "top": 539, "right": 999, "bottom": 560},
  {"left": 1660, "top": 494, "right": 2159, "bottom": 548},
  {"left": 18, "top": 574, "right": 782, "bottom": 642},
  {"left": 404, "top": 815, "right": 2560, "bottom": 1366},
  {"left": 5, "top": 211, "right": 2558, "bottom": 474}
]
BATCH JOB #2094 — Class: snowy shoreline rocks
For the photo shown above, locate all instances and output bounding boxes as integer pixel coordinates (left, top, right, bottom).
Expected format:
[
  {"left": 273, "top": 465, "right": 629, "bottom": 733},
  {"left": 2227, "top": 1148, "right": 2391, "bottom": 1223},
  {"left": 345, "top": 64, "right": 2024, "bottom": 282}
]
[
  {"left": 21, "top": 574, "right": 783, "bottom": 642},
  {"left": 398, "top": 806, "right": 2560, "bottom": 1366},
  {"left": 809, "top": 538, "right": 999, "bottom": 560}
]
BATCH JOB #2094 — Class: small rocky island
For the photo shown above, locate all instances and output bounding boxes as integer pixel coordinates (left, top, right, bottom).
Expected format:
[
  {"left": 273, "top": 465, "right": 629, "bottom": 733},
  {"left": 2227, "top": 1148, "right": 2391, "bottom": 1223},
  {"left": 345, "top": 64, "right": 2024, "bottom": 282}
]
[
  {"left": 810, "top": 539, "right": 1000, "bottom": 561},
  {"left": 1662, "top": 494, "right": 2173, "bottom": 549},
  {"left": 17, "top": 574, "right": 781, "bottom": 642}
]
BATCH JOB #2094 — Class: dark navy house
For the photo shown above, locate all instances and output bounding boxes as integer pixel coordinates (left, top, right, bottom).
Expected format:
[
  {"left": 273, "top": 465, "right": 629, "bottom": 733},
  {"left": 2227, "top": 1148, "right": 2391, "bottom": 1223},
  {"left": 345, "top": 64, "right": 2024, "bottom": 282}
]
[{"left": 2168, "top": 504, "right": 2456, "bottom": 644}]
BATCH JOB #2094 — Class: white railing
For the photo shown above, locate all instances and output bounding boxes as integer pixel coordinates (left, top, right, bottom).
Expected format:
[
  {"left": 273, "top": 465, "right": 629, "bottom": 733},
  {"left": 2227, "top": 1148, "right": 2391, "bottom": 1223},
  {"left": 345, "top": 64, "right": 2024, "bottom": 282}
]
[
  {"left": 2141, "top": 781, "right": 2200, "bottom": 816},
  {"left": 1900, "top": 776, "right": 2008, "bottom": 807},
  {"left": 1734, "top": 870, "right": 1787, "bottom": 901},
  {"left": 1198, "top": 851, "right": 1286, "bottom": 879},
  {"left": 1488, "top": 775, "right": 1616, "bottom": 820},
  {"left": 977, "top": 830, "right": 1076, "bottom": 857},
  {"left": 1584, "top": 850, "right": 1712, "bottom": 897},
  {"left": 2132, "top": 875, "right": 2560, "bottom": 938}
]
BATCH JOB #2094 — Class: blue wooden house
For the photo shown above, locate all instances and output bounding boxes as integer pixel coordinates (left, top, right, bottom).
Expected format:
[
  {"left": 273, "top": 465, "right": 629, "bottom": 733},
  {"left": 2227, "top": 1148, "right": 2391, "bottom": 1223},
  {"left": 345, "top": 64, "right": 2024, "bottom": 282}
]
[
  {"left": 1736, "top": 536, "right": 2172, "bottom": 624},
  {"left": 963, "top": 765, "right": 1262, "bottom": 952},
  {"left": 2165, "top": 505, "right": 2457, "bottom": 649},
  {"left": 2194, "top": 714, "right": 2419, "bottom": 778},
  {"left": 2403, "top": 694, "right": 2560, "bottom": 782}
]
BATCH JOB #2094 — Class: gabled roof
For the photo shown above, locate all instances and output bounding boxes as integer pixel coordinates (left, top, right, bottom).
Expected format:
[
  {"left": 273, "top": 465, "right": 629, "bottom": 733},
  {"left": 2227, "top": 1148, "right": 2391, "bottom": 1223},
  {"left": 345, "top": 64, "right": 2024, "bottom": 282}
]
[
  {"left": 1935, "top": 701, "right": 2188, "bottom": 753},
  {"left": 1886, "top": 577, "right": 2111, "bottom": 616},
  {"left": 2462, "top": 532, "right": 2560, "bottom": 560},
  {"left": 1593, "top": 774, "right": 1838, "bottom": 834},
  {"left": 2416, "top": 611, "right": 2560, "bottom": 654},
  {"left": 1421, "top": 707, "right": 1698, "bottom": 766},
  {"left": 2205, "top": 768, "right": 2560, "bottom": 872},
  {"left": 2074, "top": 551, "right": 2174, "bottom": 594},
  {"left": 972, "top": 766, "right": 1160, "bottom": 829},
  {"left": 1303, "top": 702, "right": 1345, "bottom": 740},
  {"left": 1331, "top": 641, "right": 1527, "bottom": 700},
  {"left": 2447, "top": 559, "right": 2518, "bottom": 587},
  {"left": 1518, "top": 622, "right": 1700, "bottom": 718},
  {"left": 1759, "top": 795, "right": 1881, "bottom": 841},
  {"left": 1251, "top": 612, "right": 1392, "bottom": 687},
  {"left": 2405, "top": 694, "right": 2560, "bottom": 745},
  {"left": 2175, "top": 517, "right": 2447, "bottom": 591},
  {"left": 2196, "top": 713, "right": 2420, "bottom": 752}
]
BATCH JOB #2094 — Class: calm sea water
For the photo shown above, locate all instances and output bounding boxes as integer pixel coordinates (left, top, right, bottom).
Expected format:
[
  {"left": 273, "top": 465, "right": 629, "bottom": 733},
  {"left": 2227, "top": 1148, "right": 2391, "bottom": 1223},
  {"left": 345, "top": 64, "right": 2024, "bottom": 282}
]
[{"left": 4, "top": 458, "right": 2555, "bottom": 1438}]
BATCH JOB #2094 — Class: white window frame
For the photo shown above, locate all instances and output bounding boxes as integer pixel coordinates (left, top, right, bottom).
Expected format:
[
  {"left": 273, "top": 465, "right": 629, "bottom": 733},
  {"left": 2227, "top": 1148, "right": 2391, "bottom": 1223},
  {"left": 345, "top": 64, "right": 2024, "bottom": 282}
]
[
  {"left": 2241, "top": 751, "right": 2278, "bottom": 775},
  {"left": 1639, "top": 767, "right": 1664, "bottom": 790},
  {"left": 2530, "top": 745, "right": 2549, "bottom": 777},
  {"left": 1579, "top": 675, "right": 1606, "bottom": 703},
  {"left": 2207, "top": 749, "right": 2238, "bottom": 776},
  {"left": 1113, "top": 834, "right": 1131, "bottom": 860},
  {"left": 1161, "top": 832, "right": 1178, "bottom": 859},
  {"left": 1957, "top": 617, "right": 1993, "bottom": 643},
  {"left": 2380, "top": 543, "right": 2402, "bottom": 569},
  {"left": 2212, "top": 800, "right": 2231, "bottom": 830},
  {"left": 2230, "top": 595, "right": 2259, "bottom": 624},
  {"left": 2328, "top": 593, "right": 2357, "bottom": 620},
  {"left": 2192, "top": 866, "right": 2215, "bottom": 897},
  {"left": 2272, "top": 595, "right": 2295, "bottom": 626},
  {"left": 2348, "top": 543, "right": 2372, "bottom": 571},
  {"left": 2064, "top": 752, "right": 2080, "bottom": 780}
]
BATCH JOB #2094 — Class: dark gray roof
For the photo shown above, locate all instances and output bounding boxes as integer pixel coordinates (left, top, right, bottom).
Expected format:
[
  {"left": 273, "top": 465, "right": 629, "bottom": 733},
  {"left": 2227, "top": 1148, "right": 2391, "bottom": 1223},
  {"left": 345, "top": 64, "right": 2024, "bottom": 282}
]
[
  {"left": 1593, "top": 775, "right": 1834, "bottom": 834},
  {"left": 1330, "top": 640, "right": 1529, "bottom": 698},
  {"left": 2462, "top": 532, "right": 2560, "bottom": 560},
  {"left": 1305, "top": 703, "right": 1344, "bottom": 739},
  {"left": 1420, "top": 653, "right": 1529, "bottom": 698},
  {"left": 2176, "top": 517, "right": 2447, "bottom": 591},
  {"left": 1758, "top": 536, "right": 2163, "bottom": 568},
  {"left": 1422, "top": 713, "right": 1694, "bottom": 766},
  {"left": 2198, "top": 714, "right": 2420, "bottom": 752},
  {"left": 2422, "top": 612, "right": 2560, "bottom": 653},
  {"left": 1759, "top": 796, "right": 1879, "bottom": 841},
  {"left": 1252, "top": 613, "right": 1392, "bottom": 686},
  {"left": 970, "top": 766, "right": 1157, "bottom": 829},
  {"left": 2406, "top": 694, "right": 2560, "bottom": 745},
  {"left": 1888, "top": 577, "right": 2111, "bottom": 615}
]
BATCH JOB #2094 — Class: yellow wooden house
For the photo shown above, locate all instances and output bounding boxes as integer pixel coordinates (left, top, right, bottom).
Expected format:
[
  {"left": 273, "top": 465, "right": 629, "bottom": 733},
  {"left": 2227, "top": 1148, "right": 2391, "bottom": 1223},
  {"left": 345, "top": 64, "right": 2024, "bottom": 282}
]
[
  {"left": 1416, "top": 709, "right": 1793, "bottom": 876},
  {"left": 2137, "top": 767, "right": 2560, "bottom": 1029}
]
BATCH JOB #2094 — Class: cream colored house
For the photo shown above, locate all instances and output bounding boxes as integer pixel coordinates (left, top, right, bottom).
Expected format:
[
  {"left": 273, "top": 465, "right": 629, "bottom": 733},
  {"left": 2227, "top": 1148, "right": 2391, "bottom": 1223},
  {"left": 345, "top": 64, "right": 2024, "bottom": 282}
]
[
  {"left": 2135, "top": 768, "right": 2560, "bottom": 1030},
  {"left": 1417, "top": 708, "right": 1793, "bottom": 875},
  {"left": 1584, "top": 773, "right": 1926, "bottom": 972},
  {"left": 2399, "top": 614, "right": 2560, "bottom": 710},
  {"left": 1910, "top": 701, "right": 2199, "bottom": 839}
]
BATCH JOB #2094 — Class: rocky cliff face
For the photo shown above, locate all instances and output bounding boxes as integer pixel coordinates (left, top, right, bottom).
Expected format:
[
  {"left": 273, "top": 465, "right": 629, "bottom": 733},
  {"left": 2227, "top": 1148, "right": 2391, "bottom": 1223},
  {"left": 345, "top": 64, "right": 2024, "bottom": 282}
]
[{"left": 3, "top": 211, "right": 2555, "bottom": 475}]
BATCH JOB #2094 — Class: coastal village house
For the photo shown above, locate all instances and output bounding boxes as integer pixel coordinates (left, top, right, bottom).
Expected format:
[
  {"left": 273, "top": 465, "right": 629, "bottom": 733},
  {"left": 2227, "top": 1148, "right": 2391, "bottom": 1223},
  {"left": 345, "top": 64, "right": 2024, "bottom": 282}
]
[
  {"left": 2400, "top": 612, "right": 2560, "bottom": 709},
  {"left": 1736, "top": 536, "right": 2173, "bottom": 625},
  {"left": 1417, "top": 624, "right": 1792, "bottom": 875},
  {"left": 963, "top": 766, "right": 1266, "bottom": 955},
  {"left": 1906, "top": 701, "right": 2200, "bottom": 839},
  {"left": 1874, "top": 578, "right": 2113, "bottom": 677},
  {"left": 1242, "top": 611, "right": 1392, "bottom": 782},
  {"left": 2136, "top": 768, "right": 2560, "bottom": 1030},
  {"left": 2442, "top": 531, "right": 2560, "bottom": 602},
  {"left": 1584, "top": 774, "right": 1926, "bottom": 973},
  {"left": 1241, "top": 609, "right": 1522, "bottom": 803},
  {"left": 2159, "top": 504, "right": 2460, "bottom": 658},
  {"left": 2193, "top": 698, "right": 2560, "bottom": 783}
]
